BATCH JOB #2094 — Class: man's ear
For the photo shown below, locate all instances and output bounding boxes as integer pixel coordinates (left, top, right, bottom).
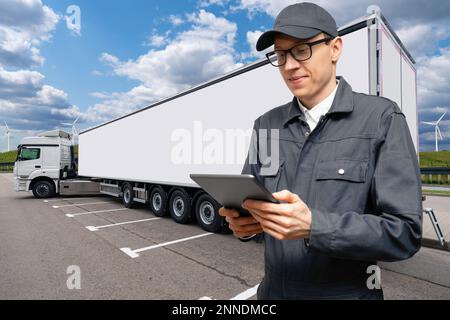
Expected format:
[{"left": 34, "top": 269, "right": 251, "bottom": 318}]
[{"left": 331, "top": 37, "right": 343, "bottom": 64}]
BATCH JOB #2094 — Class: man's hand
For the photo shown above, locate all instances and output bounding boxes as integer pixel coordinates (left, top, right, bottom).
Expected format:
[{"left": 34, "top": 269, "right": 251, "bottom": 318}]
[
  {"left": 242, "top": 190, "right": 312, "bottom": 241},
  {"left": 218, "top": 207, "right": 263, "bottom": 238}
]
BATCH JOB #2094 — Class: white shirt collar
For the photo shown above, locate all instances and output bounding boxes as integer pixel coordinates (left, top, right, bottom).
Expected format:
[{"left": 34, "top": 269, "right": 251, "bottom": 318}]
[{"left": 297, "top": 81, "right": 339, "bottom": 131}]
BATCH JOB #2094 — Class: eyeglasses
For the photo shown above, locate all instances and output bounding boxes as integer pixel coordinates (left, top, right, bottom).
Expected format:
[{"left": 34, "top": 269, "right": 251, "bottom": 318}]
[{"left": 265, "top": 37, "right": 334, "bottom": 67}]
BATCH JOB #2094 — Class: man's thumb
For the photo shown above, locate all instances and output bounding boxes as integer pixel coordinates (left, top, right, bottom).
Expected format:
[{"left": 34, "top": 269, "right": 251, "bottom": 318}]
[{"left": 272, "top": 190, "right": 299, "bottom": 203}]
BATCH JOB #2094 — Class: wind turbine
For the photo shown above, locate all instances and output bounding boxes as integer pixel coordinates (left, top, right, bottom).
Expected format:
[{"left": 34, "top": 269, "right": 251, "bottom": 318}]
[
  {"left": 61, "top": 116, "right": 80, "bottom": 145},
  {"left": 422, "top": 112, "right": 446, "bottom": 152},
  {"left": 3, "top": 120, "right": 10, "bottom": 152}
]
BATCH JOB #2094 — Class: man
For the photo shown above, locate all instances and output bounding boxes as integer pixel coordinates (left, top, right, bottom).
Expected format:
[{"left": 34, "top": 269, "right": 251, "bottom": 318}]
[{"left": 219, "top": 2, "right": 422, "bottom": 300}]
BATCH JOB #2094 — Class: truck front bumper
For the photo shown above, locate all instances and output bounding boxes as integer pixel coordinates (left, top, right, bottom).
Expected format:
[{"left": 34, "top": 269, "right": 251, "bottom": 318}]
[{"left": 15, "top": 178, "right": 29, "bottom": 192}]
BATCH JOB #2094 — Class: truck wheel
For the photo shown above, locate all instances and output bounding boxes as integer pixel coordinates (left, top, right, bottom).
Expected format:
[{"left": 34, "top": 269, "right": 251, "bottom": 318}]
[
  {"left": 32, "top": 181, "right": 55, "bottom": 199},
  {"left": 169, "top": 189, "right": 191, "bottom": 224},
  {"left": 195, "top": 194, "right": 223, "bottom": 233},
  {"left": 122, "top": 183, "right": 135, "bottom": 208},
  {"left": 149, "top": 186, "right": 168, "bottom": 217}
]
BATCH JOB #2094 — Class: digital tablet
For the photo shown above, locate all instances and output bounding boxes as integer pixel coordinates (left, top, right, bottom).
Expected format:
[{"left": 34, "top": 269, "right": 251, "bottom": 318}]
[{"left": 189, "top": 174, "right": 279, "bottom": 216}]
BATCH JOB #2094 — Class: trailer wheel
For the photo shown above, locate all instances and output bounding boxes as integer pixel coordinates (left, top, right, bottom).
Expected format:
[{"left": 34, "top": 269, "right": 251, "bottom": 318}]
[
  {"left": 122, "top": 183, "right": 135, "bottom": 208},
  {"left": 195, "top": 194, "right": 223, "bottom": 233},
  {"left": 32, "top": 181, "right": 55, "bottom": 199},
  {"left": 149, "top": 186, "right": 168, "bottom": 217},
  {"left": 169, "top": 189, "right": 191, "bottom": 224}
]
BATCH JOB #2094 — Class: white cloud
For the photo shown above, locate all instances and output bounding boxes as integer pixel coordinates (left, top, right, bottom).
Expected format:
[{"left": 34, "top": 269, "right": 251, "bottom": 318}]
[
  {"left": 149, "top": 34, "right": 166, "bottom": 47},
  {"left": 89, "top": 92, "right": 111, "bottom": 99},
  {"left": 145, "top": 29, "right": 173, "bottom": 48},
  {"left": 0, "top": 67, "right": 44, "bottom": 97},
  {"left": 416, "top": 48, "right": 450, "bottom": 150},
  {"left": 36, "top": 85, "right": 68, "bottom": 106},
  {"left": 99, "top": 53, "right": 120, "bottom": 65},
  {"left": 417, "top": 46, "right": 450, "bottom": 110},
  {"left": 0, "top": 0, "right": 80, "bottom": 142},
  {"left": 241, "top": 30, "right": 267, "bottom": 60},
  {"left": 168, "top": 14, "right": 184, "bottom": 26},
  {"left": 86, "top": 85, "right": 158, "bottom": 122},
  {"left": 0, "top": 67, "right": 83, "bottom": 134},
  {"left": 0, "top": 0, "right": 59, "bottom": 68},
  {"left": 236, "top": 0, "right": 292, "bottom": 17},
  {"left": 236, "top": 0, "right": 450, "bottom": 26},
  {"left": 90, "top": 10, "right": 242, "bottom": 122},
  {"left": 199, "top": 0, "right": 229, "bottom": 8},
  {"left": 397, "top": 24, "right": 449, "bottom": 58}
]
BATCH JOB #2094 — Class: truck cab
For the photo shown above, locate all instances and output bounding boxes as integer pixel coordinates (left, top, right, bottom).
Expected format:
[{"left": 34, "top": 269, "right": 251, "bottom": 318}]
[{"left": 14, "top": 130, "right": 76, "bottom": 198}]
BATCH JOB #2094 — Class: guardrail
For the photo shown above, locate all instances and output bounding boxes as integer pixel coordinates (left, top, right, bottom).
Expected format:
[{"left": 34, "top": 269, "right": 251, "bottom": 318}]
[
  {"left": 0, "top": 162, "right": 15, "bottom": 172},
  {"left": 420, "top": 167, "right": 450, "bottom": 185},
  {"left": 1, "top": 163, "right": 449, "bottom": 180}
]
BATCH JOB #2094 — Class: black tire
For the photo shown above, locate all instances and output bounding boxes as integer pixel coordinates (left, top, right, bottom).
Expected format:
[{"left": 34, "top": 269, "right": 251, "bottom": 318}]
[
  {"left": 149, "top": 186, "right": 168, "bottom": 217},
  {"left": 32, "top": 181, "right": 55, "bottom": 199},
  {"left": 122, "top": 183, "right": 134, "bottom": 208},
  {"left": 169, "top": 189, "right": 191, "bottom": 224},
  {"left": 195, "top": 194, "right": 224, "bottom": 233}
]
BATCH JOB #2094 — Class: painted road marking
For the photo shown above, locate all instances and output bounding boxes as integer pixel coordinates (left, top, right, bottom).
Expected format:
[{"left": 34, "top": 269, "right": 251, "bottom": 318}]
[
  {"left": 85, "top": 217, "right": 161, "bottom": 232},
  {"left": 66, "top": 208, "right": 129, "bottom": 218},
  {"left": 53, "top": 201, "right": 110, "bottom": 208},
  {"left": 44, "top": 197, "right": 104, "bottom": 203},
  {"left": 230, "top": 283, "right": 260, "bottom": 300},
  {"left": 120, "top": 232, "right": 214, "bottom": 258},
  {"left": 198, "top": 283, "right": 260, "bottom": 300}
]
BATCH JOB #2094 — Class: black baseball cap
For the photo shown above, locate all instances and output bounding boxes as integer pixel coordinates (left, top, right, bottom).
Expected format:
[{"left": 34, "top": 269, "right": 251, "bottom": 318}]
[{"left": 256, "top": 2, "right": 338, "bottom": 51}]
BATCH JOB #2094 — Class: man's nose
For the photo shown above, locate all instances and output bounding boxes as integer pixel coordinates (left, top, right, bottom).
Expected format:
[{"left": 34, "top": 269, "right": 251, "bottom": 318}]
[{"left": 283, "top": 52, "right": 302, "bottom": 71}]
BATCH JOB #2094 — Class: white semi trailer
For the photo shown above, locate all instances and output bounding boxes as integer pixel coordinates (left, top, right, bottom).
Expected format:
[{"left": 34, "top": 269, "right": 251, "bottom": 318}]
[{"left": 14, "top": 8, "right": 418, "bottom": 233}]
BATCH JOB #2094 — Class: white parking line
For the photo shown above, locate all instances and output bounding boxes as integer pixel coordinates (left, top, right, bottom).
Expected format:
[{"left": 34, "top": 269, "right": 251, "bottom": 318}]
[
  {"left": 86, "top": 217, "right": 161, "bottom": 232},
  {"left": 120, "top": 232, "right": 214, "bottom": 258},
  {"left": 44, "top": 197, "right": 103, "bottom": 203},
  {"left": 198, "top": 284, "right": 260, "bottom": 300},
  {"left": 53, "top": 201, "right": 110, "bottom": 208},
  {"left": 66, "top": 208, "right": 129, "bottom": 218},
  {"left": 230, "top": 283, "right": 260, "bottom": 300}
]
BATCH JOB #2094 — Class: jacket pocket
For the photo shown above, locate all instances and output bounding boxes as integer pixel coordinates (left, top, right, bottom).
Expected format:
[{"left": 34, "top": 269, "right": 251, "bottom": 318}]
[
  {"left": 316, "top": 159, "right": 368, "bottom": 183},
  {"left": 313, "top": 159, "right": 368, "bottom": 210},
  {"left": 261, "top": 159, "right": 285, "bottom": 193}
]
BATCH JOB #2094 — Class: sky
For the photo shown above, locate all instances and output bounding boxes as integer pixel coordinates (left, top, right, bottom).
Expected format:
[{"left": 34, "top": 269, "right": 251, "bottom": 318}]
[{"left": 0, "top": 0, "right": 449, "bottom": 152}]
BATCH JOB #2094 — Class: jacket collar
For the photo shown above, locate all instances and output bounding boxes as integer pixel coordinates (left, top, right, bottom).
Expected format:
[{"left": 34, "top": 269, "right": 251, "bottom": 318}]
[{"left": 283, "top": 76, "right": 355, "bottom": 126}]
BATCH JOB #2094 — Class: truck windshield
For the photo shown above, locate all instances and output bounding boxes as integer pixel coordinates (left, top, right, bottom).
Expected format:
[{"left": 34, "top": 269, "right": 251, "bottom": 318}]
[{"left": 18, "top": 147, "right": 41, "bottom": 161}]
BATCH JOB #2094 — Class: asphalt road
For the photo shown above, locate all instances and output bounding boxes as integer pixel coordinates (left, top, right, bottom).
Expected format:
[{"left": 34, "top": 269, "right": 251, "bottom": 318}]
[{"left": 1, "top": 173, "right": 449, "bottom": 300}]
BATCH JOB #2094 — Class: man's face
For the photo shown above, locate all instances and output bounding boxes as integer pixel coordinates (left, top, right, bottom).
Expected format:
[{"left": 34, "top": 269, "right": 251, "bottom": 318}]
[{"left": 274, "top": 33, "right": 342, "bottom": 108}]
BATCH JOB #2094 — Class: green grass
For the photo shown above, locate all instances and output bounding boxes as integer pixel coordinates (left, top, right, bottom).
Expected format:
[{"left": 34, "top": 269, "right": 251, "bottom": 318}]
[
  {"left": 419, "top": 151, "right": 450, "bottom": 186},
  {"left": 0, "top": 145, "right": 78, "bottom": 162},
  {"left": 419, "top": 151, "right": 450, "bottom": 167},
  {"left": 0, "top": 150, "right": 17, "bottom": 163},
  {"left": 422, "top": 189, "right": 450, "bottom": 197}
]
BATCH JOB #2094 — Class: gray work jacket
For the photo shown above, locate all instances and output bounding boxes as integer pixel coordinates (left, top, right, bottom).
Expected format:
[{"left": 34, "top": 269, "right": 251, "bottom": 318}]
[{"left": 242, "top": 77, "right": 423, "bottom": 299}]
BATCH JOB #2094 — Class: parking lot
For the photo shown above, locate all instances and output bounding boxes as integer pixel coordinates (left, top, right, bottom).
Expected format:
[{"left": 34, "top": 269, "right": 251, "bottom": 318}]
[{"left": 1, "top": 173, "right": 450, "bottom": 300}]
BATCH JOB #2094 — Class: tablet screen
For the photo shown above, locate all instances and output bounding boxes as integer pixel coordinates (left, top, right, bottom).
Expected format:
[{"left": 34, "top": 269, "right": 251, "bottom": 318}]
[{"left": 190, "top": 174, "right": 278, "bottom": 213}]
